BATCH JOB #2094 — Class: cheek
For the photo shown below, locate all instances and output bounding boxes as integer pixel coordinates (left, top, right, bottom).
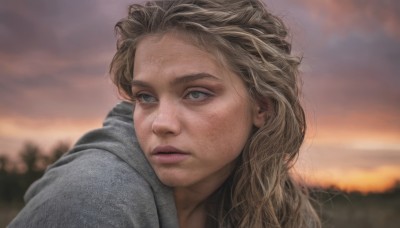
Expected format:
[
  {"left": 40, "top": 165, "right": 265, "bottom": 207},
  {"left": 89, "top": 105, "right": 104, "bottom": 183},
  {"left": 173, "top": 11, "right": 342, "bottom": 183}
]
[
  {"left": 133, "top": 110, "right": 149, "bottom": 148},
  {"left": 133, "top": 110, "right": 140, "bottom": 134},
  {"left": 198, "top": 108, "right": 252, "bottom": 157}
]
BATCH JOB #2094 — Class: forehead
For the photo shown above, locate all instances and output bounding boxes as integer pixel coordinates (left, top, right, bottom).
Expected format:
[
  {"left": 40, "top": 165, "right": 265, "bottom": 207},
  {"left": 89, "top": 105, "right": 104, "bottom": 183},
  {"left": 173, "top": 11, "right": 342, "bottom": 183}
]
[
  {"left": 132, "top": 31, "right": 248, "bottom": 92},
  {"left": 136, "top": 30, "right": 229, "bottom": 66},
  {"left": 134, "top": 31, "right": 224, "bottom": 75}
]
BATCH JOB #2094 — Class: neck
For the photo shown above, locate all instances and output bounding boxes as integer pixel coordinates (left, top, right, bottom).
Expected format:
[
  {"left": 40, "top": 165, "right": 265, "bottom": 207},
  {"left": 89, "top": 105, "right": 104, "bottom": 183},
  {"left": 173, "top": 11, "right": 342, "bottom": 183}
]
[
  {"left": 174, "top": 187, "right": 209, "bottom": 228},
  {"left": 173, "top": 165, "right": 234, "bottom": 227}
]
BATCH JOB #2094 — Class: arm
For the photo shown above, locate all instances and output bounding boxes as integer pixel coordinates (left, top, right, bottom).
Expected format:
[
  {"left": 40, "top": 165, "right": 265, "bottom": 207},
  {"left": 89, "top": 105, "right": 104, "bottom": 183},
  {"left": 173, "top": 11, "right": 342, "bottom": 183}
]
[{"left": 8, "top": 150, "right": 160, "bottom": 228}]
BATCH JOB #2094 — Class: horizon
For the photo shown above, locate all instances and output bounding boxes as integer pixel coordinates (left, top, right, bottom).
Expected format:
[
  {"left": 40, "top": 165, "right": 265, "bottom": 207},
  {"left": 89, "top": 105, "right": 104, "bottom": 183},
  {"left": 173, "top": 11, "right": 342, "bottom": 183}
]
[{"left": 3, "top": 139, "right": 400, "bottom": 195}]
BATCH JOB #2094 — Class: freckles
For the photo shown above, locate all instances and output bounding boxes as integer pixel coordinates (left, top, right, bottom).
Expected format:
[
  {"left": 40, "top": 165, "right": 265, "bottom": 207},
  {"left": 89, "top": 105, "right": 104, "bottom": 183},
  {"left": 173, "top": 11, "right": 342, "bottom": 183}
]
[
  {"left": 202, "top": 111, "right": 240, "bottom": 150},
  {"left": 203, "top": 111, "right": 226, "bottom": 133}
]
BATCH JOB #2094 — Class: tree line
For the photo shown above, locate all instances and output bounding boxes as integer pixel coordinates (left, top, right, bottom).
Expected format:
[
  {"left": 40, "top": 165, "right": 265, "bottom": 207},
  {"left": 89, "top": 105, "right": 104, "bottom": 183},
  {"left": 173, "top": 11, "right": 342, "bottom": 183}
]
[
  {"left": 2, "top": 141, "right": 399, "bottom": 204},
  {"left": 0, "top": 142, "right": 70, "bottom": 203}
]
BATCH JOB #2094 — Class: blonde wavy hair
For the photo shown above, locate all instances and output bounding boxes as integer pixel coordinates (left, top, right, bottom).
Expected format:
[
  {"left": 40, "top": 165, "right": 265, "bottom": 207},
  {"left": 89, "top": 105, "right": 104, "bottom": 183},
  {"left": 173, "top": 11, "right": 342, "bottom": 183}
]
[{"left": 110, "top": 0, "right": 320, "bottom": 227}]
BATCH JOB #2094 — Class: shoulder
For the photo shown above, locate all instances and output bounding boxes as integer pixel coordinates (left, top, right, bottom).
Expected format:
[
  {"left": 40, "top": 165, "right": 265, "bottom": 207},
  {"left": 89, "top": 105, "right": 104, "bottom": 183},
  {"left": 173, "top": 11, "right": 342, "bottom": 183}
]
[{"left": 8, "top": 149, "right": 159, "bottom": 228}]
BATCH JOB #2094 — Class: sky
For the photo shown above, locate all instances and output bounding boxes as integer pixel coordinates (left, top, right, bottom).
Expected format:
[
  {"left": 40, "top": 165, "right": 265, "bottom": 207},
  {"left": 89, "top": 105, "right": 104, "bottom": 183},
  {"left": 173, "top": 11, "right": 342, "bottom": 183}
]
[{"left": 1, "top": 0, "right": 399, "bottom": 193}]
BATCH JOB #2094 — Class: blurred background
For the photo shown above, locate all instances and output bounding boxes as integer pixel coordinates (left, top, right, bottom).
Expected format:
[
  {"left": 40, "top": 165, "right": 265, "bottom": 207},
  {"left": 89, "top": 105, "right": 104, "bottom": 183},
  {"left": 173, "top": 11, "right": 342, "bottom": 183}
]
[{"left": 1, "top": 0, "right": 399, "bottom": 227}]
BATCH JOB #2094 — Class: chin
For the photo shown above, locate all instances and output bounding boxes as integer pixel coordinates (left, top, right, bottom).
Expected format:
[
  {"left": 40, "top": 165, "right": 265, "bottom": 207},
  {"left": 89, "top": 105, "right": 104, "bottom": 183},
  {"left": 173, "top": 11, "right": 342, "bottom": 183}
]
[{"left": 156, "top": 171, "right": 191, "bottom": 188}]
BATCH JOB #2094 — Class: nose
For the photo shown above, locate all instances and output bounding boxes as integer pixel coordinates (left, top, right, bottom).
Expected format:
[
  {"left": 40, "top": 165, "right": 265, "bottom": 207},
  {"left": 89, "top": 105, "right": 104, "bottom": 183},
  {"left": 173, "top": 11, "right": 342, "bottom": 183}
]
[{"left": 151, "top": 102, "right": 181, "bottom": 136}]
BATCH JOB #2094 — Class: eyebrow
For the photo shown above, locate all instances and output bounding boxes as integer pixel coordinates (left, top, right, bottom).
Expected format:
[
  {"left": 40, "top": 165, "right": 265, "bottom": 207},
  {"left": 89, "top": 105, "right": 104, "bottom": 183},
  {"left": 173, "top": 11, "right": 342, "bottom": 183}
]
[{"left": 131, "top": 72, "right": 221, "bottom": 88}]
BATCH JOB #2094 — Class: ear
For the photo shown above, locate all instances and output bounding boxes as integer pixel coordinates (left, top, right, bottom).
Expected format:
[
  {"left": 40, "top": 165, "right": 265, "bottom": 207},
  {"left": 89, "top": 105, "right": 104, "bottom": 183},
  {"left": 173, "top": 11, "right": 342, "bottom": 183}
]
[{"left": 251, "top": 102, "right": 268, "bottom": 128}]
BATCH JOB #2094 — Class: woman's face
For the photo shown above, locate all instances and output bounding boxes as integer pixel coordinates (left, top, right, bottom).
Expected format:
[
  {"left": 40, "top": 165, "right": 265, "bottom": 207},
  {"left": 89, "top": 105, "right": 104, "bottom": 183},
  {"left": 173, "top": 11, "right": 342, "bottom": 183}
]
[{"left": 132, "top": 32, "right": 264, "bottom": 190}]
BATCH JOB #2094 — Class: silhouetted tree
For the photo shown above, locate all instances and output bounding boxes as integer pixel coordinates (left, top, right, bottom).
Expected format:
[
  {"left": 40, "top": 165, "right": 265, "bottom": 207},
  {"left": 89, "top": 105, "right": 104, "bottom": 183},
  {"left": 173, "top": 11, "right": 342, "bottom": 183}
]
[
  {"left": 0, "top": 141, "right": 70, "bottom": 203},
  {"left": 0, "top": 154, "right": 20, "bottom": 202},
  {"left": 19, "top": 142, "right": 43, "bottom": 173},
  {"left": 14, "top": 142, "right": 46, "bottom": 201},
  {"left": 44, "top": 141, "right": 70, "bottom": 165},
  {"left": 0, "top": 155, "right": 8, "bottom": 172}
]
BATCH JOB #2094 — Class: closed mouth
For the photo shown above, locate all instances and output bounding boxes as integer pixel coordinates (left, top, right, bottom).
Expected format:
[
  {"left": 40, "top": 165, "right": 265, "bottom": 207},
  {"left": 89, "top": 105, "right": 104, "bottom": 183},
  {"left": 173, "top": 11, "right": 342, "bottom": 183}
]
[
  {"left": 150, "top": 145, "right": 190, "bottom": 164},
  {"left": 151, "top": 145, "right": 188, "bottom": 155}
]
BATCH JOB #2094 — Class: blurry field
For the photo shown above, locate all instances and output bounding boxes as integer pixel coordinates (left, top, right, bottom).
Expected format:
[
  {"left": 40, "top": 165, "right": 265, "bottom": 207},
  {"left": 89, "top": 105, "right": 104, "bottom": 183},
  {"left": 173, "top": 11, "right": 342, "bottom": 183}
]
[
  {"left": 317, "top": 189, "right": 400, "bottom": 228},
  {"left": 1, "top": 189, "right": 399, "bottom": 227},
  {"left": 0, "top": 202, "right": 23, "bottom": 227}
]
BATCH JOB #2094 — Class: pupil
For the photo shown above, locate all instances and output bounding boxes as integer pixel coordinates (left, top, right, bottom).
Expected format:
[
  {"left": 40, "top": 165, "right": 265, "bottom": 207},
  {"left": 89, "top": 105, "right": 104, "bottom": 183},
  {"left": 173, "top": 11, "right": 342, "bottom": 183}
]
[{"left": 192, "top": 92, "right": 200, "bottom": 98}]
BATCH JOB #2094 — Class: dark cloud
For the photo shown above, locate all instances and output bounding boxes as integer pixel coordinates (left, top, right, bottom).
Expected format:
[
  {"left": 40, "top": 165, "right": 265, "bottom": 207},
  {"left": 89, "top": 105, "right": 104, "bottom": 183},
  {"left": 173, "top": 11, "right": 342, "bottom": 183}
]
[
  {"left": 294, "top": 0, "right": 400, "bottom": 39},
  {"left": 268, "top": 0, "right": 400, "bottom": 134},
  {"left": 0, "top": 0, "right": 136, "bottom": 119},
  {"left": 266, "top": 1, "right": 400, "bottom": 115},
  {"left": 0, "top": 0, "right": 133, "bottom": 56}
]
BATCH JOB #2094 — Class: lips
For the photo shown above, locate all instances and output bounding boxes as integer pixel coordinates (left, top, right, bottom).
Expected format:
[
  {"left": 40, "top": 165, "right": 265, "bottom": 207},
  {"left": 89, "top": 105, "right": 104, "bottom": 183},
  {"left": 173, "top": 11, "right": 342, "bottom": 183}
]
[
  {"left": 151, "top": 145, "right": 188, "bottom": 155},
  {"left": 150, "top": 145, "right": 189, "bottom": 164}
]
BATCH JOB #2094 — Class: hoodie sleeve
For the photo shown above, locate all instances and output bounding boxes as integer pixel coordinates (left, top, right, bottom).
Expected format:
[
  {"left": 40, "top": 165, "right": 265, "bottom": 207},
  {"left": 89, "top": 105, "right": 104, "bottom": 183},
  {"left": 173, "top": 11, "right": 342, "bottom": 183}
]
[
  {"left": 8, "top": 101, "right": 178, "bottom": 228},
  {"left": 8, "top": 149, "right": 161, "bottom": 228}
]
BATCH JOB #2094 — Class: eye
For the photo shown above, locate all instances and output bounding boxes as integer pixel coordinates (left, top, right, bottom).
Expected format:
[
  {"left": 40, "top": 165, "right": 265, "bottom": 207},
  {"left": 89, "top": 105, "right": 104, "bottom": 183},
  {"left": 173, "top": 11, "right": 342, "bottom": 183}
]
[
  {"left": 184, "top": 90, "right": 212, "bottom": 101},
  {"left": 135, "top": 93, "right": 157, "bottom": 104}
]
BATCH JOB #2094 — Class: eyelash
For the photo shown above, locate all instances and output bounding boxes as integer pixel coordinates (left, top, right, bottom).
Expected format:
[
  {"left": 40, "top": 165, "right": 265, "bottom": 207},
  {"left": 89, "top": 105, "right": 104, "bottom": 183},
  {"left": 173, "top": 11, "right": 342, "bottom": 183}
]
[
  {"left": 183, "top": 90, "right": 212, "bottom": 101},
  {"left": 133, "top": 92, "right": 157, "bottom": 104},
  {"left": 133, "top": 88, "right": 213, "bottom": 105}
]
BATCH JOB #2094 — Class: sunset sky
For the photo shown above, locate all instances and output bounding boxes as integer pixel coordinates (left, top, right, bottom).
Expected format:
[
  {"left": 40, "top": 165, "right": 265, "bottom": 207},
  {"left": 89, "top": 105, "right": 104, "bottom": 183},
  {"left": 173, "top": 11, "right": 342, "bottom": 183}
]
[{"left": 1, "top": 0, "right": 399, "bottom": 193}]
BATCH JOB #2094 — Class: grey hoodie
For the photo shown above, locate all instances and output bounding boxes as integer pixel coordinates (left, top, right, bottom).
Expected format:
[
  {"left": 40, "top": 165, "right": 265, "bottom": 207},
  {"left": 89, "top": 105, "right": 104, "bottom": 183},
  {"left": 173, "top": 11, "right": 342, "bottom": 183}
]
[{"left": 8, "top": 101, "right": 179, "bottom": 228}]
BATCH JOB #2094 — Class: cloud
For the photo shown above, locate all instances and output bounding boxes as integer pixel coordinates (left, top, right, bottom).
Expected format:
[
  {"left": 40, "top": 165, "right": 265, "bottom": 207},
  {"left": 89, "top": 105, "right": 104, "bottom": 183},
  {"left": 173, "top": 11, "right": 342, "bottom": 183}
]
[
  {"left": 0, "top": 0, "right": 136, "bottom": 119},
  {"left": 0, "top": 115, "right": 105, "bottom": 158},
  {"left": 266, "top": 1, "right": 400, "bottom": 124},
  {"left": 274, "top": 1, "right": 400, "bottom": 146},
  {"left": 299, "top": 144, "right": 400, "bottom": 169},
  {"left": 0, "top": 72, "right": 119, "bottom": 119},
  {"left": 296, "top": 0, "right": 400, "bottom": 39},
  {"left": 0, "top": 0, "right": 134, "bottom": 55},
  {"left": 0, "top": 0, "right": 137, "bottom": 157}
]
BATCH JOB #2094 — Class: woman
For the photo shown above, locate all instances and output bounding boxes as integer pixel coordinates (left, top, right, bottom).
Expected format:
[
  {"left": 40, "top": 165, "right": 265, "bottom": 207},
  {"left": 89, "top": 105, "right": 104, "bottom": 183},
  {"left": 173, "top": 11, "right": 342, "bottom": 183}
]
[
  {"left": 9, "top": 0, "right": 320, "bottom": 227},
  {"left": 111, "top": 0, "right": 320, "bottom": 227}
]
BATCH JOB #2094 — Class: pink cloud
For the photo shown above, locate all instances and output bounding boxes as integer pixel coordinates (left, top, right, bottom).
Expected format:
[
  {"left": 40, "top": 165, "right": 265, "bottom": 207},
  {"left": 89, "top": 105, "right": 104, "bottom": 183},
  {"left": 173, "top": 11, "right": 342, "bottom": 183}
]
[
  {"left": 298, "top": 0, "right": 400, "bottom": 38},
  {"left": 0, "top": 115, "right": 105, "bottom": 159}
]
